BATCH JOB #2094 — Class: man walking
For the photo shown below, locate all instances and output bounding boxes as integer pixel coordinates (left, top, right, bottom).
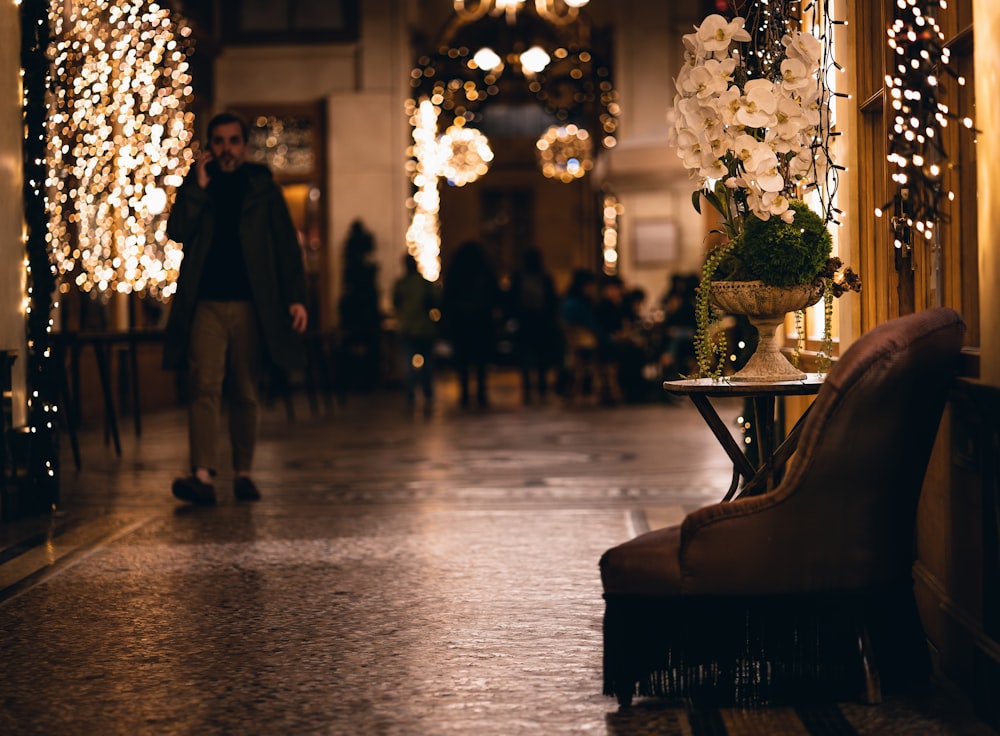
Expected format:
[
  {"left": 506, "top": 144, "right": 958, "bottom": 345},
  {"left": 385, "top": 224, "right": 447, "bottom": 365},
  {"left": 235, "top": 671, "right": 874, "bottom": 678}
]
[{"left": 163, "top": 112, "right": 308, "bottom": 505}]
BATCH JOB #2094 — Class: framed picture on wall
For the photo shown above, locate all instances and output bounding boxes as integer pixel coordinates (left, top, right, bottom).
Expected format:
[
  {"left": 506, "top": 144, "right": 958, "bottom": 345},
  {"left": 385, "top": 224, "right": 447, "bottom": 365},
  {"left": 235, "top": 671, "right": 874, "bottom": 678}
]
[{"left": 633, "top": 220, "right": 679, "bottom": 266}]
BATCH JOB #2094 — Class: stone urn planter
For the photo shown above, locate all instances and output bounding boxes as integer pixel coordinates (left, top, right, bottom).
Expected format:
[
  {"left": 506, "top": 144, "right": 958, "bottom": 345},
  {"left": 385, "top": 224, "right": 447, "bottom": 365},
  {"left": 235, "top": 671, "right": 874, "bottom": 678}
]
[{"left": 710, "top": 279, "right": 825, "bottom": 382}]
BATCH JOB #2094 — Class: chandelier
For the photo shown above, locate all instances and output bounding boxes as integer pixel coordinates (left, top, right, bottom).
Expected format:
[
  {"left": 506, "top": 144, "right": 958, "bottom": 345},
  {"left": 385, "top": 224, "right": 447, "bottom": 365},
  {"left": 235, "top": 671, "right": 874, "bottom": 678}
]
[
  {"left": 405, "top": 0, "right": 612, "bottom": 277},
  {"left": 409, "top": 0, "right": 616, "bottom": 144},
  {"left": 454, "top": 0, "right": 590, "bottom": 26}
]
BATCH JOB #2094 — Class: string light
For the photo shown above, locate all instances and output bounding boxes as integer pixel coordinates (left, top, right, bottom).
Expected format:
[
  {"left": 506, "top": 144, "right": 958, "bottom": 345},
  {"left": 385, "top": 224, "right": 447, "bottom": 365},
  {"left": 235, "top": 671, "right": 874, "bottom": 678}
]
[
  {"left": 405, "top": 104, "right": 495, "bottom": 279},
  {"left": 600, "top": 193, "right": 622, "bottom": 275},
  {"left": 21, "top": 0, "right": 60, "bottom": 509},
  {"left": 877, "top": 0, "right": 967, "bottom": 254},
  {"left": 46, "top": 0, "right": 194, "bottom": 299},
  {"left": 405, "top": 99, "right": 445, "bottom": 281}
]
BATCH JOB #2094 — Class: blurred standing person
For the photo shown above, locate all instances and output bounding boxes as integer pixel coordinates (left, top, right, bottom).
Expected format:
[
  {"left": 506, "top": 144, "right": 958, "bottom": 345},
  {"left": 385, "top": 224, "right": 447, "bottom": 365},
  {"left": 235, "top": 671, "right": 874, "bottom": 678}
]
[
  {"left": 393, "top": 253, "right": 441, "bottom": 413},
  {"left": 163, "top": 112, "right": 308, "bottom": 505},
  {"left": 442, "top": 240, "right": 500, "bottom": 408},
  {"left": 509, "top": 247, "right": 560, "bottom": 404}
]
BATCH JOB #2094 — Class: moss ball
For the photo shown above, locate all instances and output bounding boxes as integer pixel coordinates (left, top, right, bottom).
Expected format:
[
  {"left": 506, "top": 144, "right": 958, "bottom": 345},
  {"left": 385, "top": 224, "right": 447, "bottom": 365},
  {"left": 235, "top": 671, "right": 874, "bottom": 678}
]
[{"left": 735, "top": 201, "right": 832, "bottom": 287}]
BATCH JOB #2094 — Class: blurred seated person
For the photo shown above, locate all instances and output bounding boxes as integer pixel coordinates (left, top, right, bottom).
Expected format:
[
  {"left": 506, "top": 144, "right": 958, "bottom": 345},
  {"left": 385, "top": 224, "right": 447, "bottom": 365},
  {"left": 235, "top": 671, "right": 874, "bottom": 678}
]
[
  {"left": 560, "top": 269, "right": 615, "bottom": 402},
  {"left": 596, "top": 275, "right": 647, "bottom": 403}
]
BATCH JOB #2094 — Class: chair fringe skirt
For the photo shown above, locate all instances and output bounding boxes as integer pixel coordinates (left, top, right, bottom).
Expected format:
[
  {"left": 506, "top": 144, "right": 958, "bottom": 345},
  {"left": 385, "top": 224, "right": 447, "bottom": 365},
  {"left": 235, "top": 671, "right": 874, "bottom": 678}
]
[{"left": 602, "top": 584, "right": 931, "bottom": 707}]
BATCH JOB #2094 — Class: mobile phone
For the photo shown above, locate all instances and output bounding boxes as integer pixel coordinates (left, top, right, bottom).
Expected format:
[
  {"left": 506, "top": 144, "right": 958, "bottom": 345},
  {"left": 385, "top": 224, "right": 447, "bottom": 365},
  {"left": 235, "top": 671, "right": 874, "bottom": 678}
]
[{"left": 205, "top": 157, "right": 221, "bottom": 177}]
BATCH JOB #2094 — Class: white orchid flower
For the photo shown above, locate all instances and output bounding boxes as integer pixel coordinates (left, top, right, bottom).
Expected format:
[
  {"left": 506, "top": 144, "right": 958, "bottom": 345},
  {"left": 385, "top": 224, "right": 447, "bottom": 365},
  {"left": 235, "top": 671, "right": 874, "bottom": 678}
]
[
  {"left": 673, "top": 12, "right": 833, "bottom": 235},
  {"left": 683, "top": 64, "right": 730, "bottom": 100},
  {"left": 705, "top": 57, "right": 737, "bottom": 89},
  {"left": 780, "top": 58, "right": 813, "bottom": 93},
  {"left": 675, "top": 129, "right": 707, "bottom": 169},
  {"left": 695, "top": 14, "right": 751, "bottom": 53},
  {"left": 767, "top": 97, "right": 807, "bottom": 150},
  {"left": 701, "top": 86, "right": 738, "bottom": 128},
  {"left": 681, "top": 32, "right": 700, "bottom": 60},
  {"left": 743, "top": 190, "right": 770, "bottom": 221},
  {"left": 801, "top": 96, "right": 822, "bottom": 127},
  {"left": 736, "top": 79, "right": 779, "bottom": 128},
  {"left": 783, "top": 31, "right": 823, "bottom": 68},
  {"left": 747, "top": 149, "right": 784, "bottom": 192},
  {"left": 731, "top": 133, "right": 764, "bottom": 163},
  {"left": 677, "top": 97, "right": 724, "bottom": 138},
  {"left": 761, "top": 191, "right": 792, "bottom": 218},
  {"left": 698, "top": 153, "right": 728, "bottom": 181}
]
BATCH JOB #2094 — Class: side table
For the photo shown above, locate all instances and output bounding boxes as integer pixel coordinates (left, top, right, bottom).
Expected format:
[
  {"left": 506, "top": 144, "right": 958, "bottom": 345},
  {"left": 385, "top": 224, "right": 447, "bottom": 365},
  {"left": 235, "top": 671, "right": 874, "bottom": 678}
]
[{"left": 664, "top": 374, "right": 825, "bottom": 500}]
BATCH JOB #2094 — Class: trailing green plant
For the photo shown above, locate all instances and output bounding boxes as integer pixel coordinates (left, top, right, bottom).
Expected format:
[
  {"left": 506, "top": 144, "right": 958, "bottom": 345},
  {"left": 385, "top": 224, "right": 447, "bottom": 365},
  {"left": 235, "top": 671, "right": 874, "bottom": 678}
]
[
  {"left": 792, "top": 310, "right": 805, "bottom": 369},
  {"left": 693, "top": 239, "right": 736, "bottom": 380}
]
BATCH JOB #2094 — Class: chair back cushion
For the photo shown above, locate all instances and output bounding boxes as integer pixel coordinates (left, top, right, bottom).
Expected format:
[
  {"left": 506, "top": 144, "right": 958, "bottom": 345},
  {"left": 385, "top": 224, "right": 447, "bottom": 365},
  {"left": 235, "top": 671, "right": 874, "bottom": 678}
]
[{"left": 678, "top": 307, "right": 966, "bottom": 595}]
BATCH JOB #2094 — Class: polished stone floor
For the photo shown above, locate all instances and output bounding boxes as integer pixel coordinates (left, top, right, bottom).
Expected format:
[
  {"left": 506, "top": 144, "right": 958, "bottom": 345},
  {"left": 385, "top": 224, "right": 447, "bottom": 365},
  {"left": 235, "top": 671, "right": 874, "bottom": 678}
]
[{"left": 0, "top": 371, "right": 996, "bottom": 735}]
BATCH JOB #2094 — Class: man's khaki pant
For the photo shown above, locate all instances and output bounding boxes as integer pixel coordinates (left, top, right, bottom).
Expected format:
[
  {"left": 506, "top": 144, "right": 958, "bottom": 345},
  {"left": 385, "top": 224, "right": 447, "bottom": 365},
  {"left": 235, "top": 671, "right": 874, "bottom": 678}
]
[{"left": 186, "top": 300, "right": 263, "bottom": 475}]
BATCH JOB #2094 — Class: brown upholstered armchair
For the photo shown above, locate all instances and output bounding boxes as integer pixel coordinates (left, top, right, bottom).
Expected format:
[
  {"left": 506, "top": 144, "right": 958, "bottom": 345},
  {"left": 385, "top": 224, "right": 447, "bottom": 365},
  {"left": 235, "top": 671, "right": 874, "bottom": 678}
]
[{"left": 600, "top": 307, "right": 966, "bottom": 707}]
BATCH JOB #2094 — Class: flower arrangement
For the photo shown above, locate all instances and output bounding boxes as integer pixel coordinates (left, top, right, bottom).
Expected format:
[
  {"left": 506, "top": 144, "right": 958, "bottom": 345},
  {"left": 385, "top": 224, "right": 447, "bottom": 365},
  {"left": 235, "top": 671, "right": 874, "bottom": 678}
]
[
  {"left": 674, "top": 12, "right": 830, "bottom": 238},
  {"left": 673, "top": 9, "right": 859, "bottom": 378}
]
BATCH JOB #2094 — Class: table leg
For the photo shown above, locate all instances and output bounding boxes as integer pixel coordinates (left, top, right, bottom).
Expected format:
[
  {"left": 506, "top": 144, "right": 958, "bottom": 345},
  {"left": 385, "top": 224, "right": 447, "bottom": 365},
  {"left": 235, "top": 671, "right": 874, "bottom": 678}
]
[
  {"left": 752, "top": 396, "right": 776, "bottom": 491},
  {"left": 92, "top": 343, "right": 121, "bottom": 456},
  {"left": 129, "top": 336, "right": 141, "bottom": 438},
  {"left": 739, "top": 399, "right": 815, "bottom": 497},
  {"left": 688, "top": 394, "right": 757, "bottom": 482}
]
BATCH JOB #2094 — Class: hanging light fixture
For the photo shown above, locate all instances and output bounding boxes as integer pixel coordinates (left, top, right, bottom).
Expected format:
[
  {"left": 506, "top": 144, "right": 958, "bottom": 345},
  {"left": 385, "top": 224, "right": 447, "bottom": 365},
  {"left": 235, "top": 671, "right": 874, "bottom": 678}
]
[
  {"left": 439, "top": 124, "right": 494, "bottom": 186},
  {"left": 454, "top": 0, "right": 589, "bottom": 26},
  {"left": 535, "top": 124, "right": 592, "bottom": 182},
  {"left": 519, "top": 45, "right": 551, "bottom": 74},
  {"left": 473, "top": 46, "right": 503, "bottom": 71},
  {"left": 406, "top": 0, "right": 612, "bottom": 276}
]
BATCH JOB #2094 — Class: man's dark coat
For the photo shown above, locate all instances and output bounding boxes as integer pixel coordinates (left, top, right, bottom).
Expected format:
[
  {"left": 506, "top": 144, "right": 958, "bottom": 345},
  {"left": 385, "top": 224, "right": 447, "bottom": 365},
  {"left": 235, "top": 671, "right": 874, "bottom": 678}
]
[{"left": 162, "top": 163, "right": 308, "bottom": 374}]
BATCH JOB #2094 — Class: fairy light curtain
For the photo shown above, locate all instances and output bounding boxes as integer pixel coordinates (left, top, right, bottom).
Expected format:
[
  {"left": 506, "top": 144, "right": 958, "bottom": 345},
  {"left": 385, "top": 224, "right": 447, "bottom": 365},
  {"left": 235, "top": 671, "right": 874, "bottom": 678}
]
[
  {"left": 21, "top": 0, "right": 61, "bottom": 510},
  {"left": 46, "top": 0, "right": 195, "bottom": 299},
  {"left": 878, "top": 0, "right": 973, "bottom": 302}
]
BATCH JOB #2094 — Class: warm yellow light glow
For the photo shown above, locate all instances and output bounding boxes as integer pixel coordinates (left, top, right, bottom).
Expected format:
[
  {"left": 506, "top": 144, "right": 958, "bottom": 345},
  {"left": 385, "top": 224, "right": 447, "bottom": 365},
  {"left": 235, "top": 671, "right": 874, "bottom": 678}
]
[
  {"left": 454, "top": 0, "right": 587, "bottom": 24},
  {"left": 535, "top": 124, "right": 592, "bottom": 182},
  {"left": 439, "top": 124, "right": 493, "bottom": 186},
  {"left": 601, "top": 193, "right": 622, "bottom": 275},
  {"left": 519, "top": 45, "right": 551, "bottom": 74},
  {"left": 405, "top": 99, "right": 443, "bottom": 281},
  {"left": 472, "top": 47, "right": 502, "bottom": 71},
  {"left": 46, "top": 0, "right": 194, "bottom": 299}
]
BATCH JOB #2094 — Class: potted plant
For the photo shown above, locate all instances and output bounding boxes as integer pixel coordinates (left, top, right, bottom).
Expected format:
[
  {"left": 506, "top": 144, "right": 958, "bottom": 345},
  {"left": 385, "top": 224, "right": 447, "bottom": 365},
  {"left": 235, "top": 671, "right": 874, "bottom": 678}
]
[{"left": 674, "top": 10, "right": 860, "bottom": 381}]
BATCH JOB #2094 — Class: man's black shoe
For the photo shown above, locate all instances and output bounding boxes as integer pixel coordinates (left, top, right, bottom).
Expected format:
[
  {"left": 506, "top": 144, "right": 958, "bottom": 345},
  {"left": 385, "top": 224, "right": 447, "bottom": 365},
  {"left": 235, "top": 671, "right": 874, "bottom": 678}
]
[
  {"left": 234, "top": 476, "right": 261, "bottom": 501},
  {"left": 172, "top": 476, "right": 216, "bottom": 505}
]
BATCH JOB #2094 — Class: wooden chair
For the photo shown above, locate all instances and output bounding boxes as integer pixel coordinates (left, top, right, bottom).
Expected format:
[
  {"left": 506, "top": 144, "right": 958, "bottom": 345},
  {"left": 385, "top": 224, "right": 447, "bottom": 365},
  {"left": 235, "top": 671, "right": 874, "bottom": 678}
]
[{"left": 599, "top": 307, "right": 966, "bottom": 706}]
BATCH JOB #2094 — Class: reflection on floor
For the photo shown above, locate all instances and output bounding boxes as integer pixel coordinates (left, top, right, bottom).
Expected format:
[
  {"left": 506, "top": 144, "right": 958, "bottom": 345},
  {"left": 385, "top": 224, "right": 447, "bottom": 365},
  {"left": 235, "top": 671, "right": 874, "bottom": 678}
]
[{"left": 0, "top": 370, "right": 995, "bottom": 735}]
